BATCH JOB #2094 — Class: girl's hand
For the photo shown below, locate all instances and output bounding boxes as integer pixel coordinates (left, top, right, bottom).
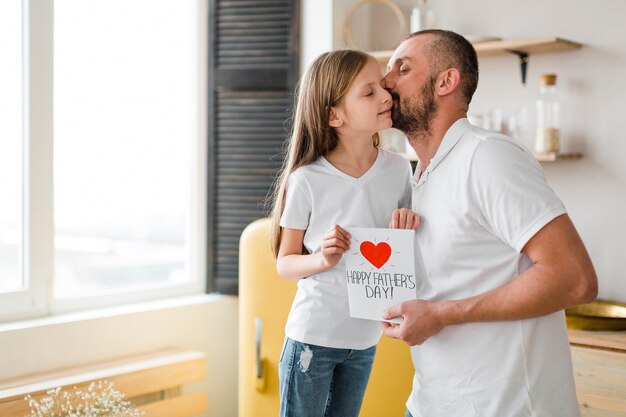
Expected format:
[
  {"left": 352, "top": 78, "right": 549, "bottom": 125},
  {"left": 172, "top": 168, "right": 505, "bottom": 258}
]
[
  {"left": 320, "top": 225, "right": 351, "bottom": 269},
  {"left": 389, "top": 208, "right": 420, "bottom": 230}
]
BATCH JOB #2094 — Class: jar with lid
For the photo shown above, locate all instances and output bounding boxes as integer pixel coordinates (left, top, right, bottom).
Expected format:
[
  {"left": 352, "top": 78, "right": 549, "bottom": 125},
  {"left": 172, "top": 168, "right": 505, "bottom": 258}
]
[{"left": 534, "top": 73, "right": 560, "bottom": 154}]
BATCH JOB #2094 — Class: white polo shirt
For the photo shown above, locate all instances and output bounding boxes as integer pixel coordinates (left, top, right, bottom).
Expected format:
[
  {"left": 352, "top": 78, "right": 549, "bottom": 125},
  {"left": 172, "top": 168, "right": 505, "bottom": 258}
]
[
  {"left": 407, "top": 118, "right": 580, "bottom": 417},
  {"left": 280, "top": 149, "right": 412, "bottom": 350}
]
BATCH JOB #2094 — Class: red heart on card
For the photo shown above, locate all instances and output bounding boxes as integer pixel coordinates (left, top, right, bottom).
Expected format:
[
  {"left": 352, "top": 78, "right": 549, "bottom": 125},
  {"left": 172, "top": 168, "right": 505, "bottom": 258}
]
[{"left": 360, "top": 241, "right": 391, "bottom": 269}]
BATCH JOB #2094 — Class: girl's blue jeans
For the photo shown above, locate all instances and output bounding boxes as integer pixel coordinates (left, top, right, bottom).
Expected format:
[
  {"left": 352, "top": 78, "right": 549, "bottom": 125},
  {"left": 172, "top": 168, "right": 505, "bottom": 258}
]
[{"left": 278, "top": 337, "right": 376, "bottom": 417}]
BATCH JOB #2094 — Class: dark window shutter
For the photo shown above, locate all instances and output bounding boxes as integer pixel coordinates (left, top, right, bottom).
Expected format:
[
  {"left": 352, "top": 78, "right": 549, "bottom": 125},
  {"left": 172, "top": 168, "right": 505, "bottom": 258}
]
[{"left": 208, "top": 0, "right": 300, "bottom": 294}]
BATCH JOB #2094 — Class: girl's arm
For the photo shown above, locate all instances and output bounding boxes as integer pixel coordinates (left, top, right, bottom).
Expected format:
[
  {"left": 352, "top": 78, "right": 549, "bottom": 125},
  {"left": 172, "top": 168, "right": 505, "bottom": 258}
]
[{"left": 276, "top": 225, "right": 351, "bottom": 280}]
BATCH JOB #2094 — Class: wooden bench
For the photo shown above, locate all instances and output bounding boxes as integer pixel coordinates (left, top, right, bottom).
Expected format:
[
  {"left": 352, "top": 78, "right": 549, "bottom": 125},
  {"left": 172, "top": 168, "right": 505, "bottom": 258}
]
[{"left": 0, "top": 349, "right": 207, "bottom": 417}]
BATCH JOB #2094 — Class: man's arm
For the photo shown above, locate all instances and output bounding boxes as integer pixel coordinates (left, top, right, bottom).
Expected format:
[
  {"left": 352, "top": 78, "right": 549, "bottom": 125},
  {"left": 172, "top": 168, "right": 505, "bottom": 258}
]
[{"left": 382, "top": 214, "right": 598, "bottom": 346}]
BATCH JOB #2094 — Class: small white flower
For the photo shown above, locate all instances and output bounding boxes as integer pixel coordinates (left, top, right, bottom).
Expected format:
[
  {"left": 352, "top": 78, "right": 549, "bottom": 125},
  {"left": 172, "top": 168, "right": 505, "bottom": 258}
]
[{"left": 25, "top": 380, "right": 144, "bottom": 417}]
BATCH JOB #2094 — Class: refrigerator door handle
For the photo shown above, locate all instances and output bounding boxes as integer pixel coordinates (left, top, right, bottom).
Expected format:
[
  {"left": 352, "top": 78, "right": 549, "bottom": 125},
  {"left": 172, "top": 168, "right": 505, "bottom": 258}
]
[
  {"left": 255, "top": 317, "right": 267, "bottom": 391},
  {"left": 255, "top": 317, "right": 263, "bottom": 378}
]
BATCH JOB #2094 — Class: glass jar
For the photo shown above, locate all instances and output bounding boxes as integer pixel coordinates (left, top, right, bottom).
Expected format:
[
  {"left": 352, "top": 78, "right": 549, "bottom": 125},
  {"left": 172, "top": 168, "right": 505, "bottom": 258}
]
[
  {"left": 410, "top": 0, "right": 435, "bottom": 33},
  {"left": 535, "top": 73, "right": 560, "bottom": 154}
]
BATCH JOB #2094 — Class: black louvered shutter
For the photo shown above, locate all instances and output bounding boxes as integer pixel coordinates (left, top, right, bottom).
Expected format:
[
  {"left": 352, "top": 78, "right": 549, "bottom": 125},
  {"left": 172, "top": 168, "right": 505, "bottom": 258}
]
[{"left": 208, "top": 0, "right": 300, "bottom": 294}]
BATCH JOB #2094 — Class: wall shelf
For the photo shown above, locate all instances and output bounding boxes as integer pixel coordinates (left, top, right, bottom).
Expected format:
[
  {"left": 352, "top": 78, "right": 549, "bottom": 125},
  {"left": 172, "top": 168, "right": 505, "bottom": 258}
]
[
  {"left": 473, "top": 37, "right": 582, "bottom": 56},
  {"left": 534, "top": 152, "right": 583, "bottom": 162},
  {"left": 370, "top": 37, "right": 582, "bottom": 66},
  {"left": 405, "top": 152, "right": 582, "bottom": 168}
]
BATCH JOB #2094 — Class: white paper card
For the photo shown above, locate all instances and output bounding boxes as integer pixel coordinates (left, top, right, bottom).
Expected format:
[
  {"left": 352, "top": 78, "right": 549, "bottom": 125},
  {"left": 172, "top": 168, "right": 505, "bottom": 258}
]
[{"left": 344, "top": 227, "right": 418, "bottom": 322}]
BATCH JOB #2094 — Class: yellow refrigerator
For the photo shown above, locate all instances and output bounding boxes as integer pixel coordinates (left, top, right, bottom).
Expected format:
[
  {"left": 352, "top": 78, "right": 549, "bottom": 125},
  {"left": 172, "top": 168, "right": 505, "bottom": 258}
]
[{"left": 238, "top": 218, "right": 414, "bottom": 417}]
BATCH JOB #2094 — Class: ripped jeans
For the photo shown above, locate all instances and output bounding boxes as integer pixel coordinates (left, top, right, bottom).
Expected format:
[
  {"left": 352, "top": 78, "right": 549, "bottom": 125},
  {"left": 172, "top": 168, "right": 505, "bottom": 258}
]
[{"left": 278, "top": 337, "right": 376, "bottom": 417}]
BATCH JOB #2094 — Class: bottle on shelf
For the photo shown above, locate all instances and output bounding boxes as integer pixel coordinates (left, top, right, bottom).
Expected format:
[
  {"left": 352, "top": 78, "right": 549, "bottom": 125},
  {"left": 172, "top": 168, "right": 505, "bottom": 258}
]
[
  {"left": 534, "top": 73, "right": 560, "bottom": 155},
  {"left": 410, "top": 0, "right": 435, "bottom": 34}
]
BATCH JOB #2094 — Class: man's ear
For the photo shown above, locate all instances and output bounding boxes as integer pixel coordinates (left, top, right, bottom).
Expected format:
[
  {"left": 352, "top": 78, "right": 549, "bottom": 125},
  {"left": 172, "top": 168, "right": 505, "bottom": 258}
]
[
  {"left": 328, "top": 106, "right": 344, "bottom": 128},
  {"left": 436, "top": 68, "right": 461, "bottom": 97}
]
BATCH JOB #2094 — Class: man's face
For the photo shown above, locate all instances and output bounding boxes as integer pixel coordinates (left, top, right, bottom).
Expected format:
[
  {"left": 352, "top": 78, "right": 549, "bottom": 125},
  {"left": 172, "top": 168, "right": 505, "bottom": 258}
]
[{"left": 383, "top": 36, "right": 438, "bottom": 137}]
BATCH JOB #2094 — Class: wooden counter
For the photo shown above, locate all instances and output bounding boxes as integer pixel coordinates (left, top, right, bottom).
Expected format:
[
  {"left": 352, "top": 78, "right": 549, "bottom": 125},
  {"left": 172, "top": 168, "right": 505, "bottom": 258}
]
[{"left": 569, "top": 329, "right": 626, "bottom": 416}]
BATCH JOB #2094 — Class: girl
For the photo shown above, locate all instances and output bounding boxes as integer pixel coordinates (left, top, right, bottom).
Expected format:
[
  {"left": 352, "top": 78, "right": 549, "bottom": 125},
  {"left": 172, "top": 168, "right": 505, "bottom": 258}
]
[{"left": 269, "top": 50, "right": 417, "bottom": 417}]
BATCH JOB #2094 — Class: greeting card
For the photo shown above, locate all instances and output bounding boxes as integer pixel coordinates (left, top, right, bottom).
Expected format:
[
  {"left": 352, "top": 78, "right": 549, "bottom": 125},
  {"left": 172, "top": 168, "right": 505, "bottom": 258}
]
[{"left": 344, "top": 227, "right": 418, "bottom": 323}]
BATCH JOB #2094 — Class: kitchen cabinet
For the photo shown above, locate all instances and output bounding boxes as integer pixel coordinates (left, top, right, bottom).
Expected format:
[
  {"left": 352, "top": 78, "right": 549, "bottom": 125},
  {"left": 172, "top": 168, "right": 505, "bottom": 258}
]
[{"left": 569, "top": 329, "right": 626, "bottom": 416}]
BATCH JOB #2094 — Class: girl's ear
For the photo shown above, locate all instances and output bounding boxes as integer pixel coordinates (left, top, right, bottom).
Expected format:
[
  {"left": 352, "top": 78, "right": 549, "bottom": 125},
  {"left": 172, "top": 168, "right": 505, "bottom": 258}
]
[
  {"left": 436, "top": 68, "right": 461, "bottom": 97},
  {"left": 328, "top": 106, "right": 343, "bottom": 128}
]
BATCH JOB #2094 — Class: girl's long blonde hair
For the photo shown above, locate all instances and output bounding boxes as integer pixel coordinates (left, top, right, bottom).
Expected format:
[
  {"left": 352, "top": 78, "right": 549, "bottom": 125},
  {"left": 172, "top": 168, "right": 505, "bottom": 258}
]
[{"left": 268, "top": 50, "right": 379, "bottom": 257}]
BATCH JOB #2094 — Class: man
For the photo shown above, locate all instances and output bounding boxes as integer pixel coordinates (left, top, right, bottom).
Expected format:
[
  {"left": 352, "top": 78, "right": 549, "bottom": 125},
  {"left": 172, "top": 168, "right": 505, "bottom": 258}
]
[{"left": 382, "top": 30, "right": 598, "bottom": 417}]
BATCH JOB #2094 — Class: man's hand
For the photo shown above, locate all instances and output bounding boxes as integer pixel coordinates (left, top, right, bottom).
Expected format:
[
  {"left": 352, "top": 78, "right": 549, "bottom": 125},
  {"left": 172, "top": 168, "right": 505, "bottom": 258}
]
[
  {"left": 382, "top": 300, "right": 448, "bottom": 346},
  {"left": 389, "top": 208, "right": 420, "bottom": 230}
]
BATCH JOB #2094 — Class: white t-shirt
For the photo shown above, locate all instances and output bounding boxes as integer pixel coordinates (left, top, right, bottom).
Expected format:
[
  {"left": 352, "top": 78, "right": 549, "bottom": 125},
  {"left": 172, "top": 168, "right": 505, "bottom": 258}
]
[
  {"left": 280, "top": 148, "right": 412, "bottom": 350},
  {"left": 407, "top": 118, "right": 580, "bottom": 417}
]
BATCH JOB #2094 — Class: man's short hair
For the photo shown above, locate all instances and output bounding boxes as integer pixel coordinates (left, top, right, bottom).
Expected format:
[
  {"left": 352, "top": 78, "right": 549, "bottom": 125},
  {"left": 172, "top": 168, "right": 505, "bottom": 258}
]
[{"left": 408, "top": 30, "right": 479, "bottom": 105}]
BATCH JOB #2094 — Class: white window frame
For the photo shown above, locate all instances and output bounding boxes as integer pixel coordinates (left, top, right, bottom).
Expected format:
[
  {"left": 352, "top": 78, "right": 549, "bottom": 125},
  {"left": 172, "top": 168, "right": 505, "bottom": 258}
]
[{"left": 0, "top": 0, "right": 208, "bottom": 323}]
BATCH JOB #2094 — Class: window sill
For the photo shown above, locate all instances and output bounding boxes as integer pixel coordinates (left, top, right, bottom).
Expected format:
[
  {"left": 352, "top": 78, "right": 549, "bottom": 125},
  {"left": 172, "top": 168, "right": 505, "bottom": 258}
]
[{"left": 0, "top": 293, "right": 232, "bottom": 333}]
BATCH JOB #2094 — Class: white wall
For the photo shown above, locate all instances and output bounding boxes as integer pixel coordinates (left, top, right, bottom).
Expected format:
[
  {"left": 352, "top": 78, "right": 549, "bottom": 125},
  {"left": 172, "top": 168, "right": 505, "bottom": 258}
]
[
  {"left": 325, "top": 0, "right": 626, "bottom": 302},
  {"left": 301, "top": 0, "right": 334, "bottom": 75},
  {"left": 0, "top": 295, "right": 238, "bottom": 417}
]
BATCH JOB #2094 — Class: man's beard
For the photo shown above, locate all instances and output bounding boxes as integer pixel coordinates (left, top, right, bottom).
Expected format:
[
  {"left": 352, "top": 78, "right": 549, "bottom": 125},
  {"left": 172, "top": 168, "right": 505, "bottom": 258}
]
[{"left": 390, "top": 78, "right": 437, "bottom": 138}]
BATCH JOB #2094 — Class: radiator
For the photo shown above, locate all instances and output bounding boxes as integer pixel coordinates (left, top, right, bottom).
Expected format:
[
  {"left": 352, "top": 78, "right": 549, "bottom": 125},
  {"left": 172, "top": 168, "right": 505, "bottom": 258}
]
[{"left": 0, "top": 349, "right": 207, "bottom": 417}]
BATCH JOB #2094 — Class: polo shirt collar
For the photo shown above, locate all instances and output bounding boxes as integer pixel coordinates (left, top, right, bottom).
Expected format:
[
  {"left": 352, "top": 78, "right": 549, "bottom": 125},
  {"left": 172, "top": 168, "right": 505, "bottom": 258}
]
[{"left": 414, "top": 117, "right": 470, "bottom": 184}]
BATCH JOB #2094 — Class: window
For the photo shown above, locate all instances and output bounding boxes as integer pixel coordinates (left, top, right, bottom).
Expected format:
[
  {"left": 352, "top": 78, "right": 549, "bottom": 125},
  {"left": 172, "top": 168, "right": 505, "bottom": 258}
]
[
  {"left": 0, "top": 0, "right": 207, "bottom": 322},
  {"left": 0, "top": 1, "right": 23, "bottom": 295}
]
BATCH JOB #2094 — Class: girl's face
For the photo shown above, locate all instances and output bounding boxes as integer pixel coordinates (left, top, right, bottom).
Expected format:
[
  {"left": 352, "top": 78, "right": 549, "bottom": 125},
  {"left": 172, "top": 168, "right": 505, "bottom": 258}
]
[{"left": 331, "top": 59, "right": 392, "bottom": 137}]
